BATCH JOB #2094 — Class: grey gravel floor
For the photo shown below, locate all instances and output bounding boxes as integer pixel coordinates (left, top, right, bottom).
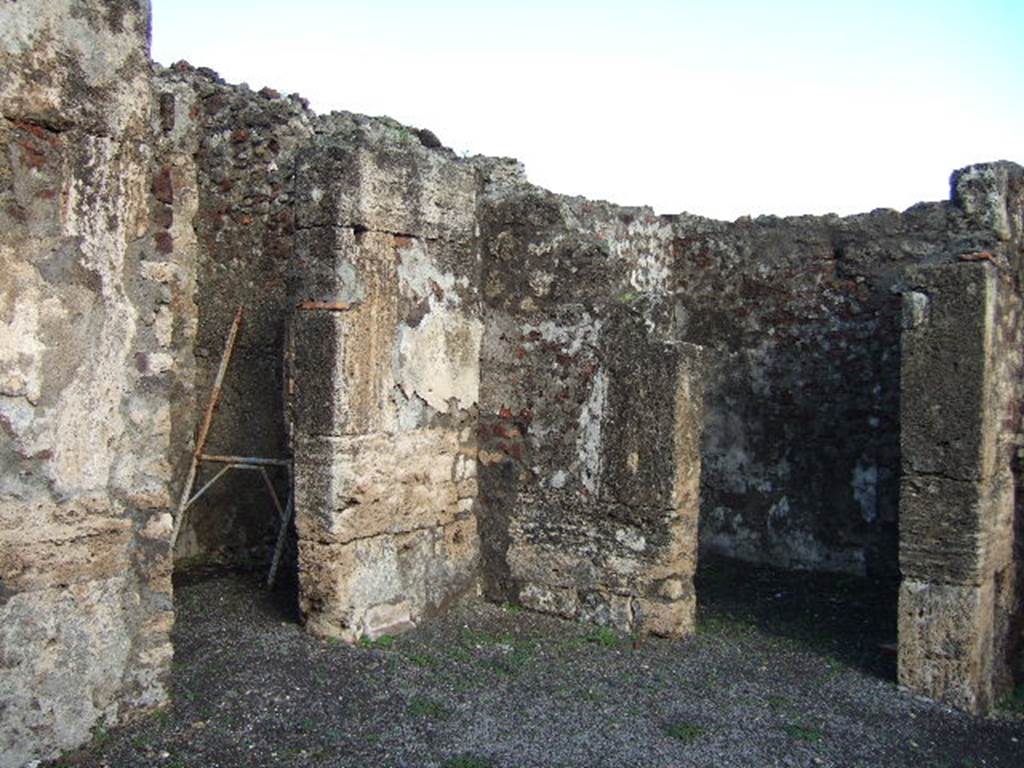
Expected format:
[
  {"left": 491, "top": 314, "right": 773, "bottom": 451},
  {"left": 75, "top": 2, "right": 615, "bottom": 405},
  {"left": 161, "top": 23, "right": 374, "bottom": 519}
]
[{"left": 48, "top": 557, "right": 1024, "bottom": 767}]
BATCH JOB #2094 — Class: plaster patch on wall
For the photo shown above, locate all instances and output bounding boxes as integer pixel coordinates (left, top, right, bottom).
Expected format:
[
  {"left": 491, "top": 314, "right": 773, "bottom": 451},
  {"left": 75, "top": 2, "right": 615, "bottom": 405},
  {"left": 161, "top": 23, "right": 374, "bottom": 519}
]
[
  {"left": 768, "top": 495, "right": 791, "bottom": 523},
  {"left": 607, "top": 220, "right": 673, "bottom": 298},
  {"left": 394, "top": 237, "right": 481, "bottom": 413},
  {"left": 396, "top": 309, "right": 482, "bottom": 413},
  {"left": 852, "top": 460, "right": 878, "bottom": 523},
  {"left": 615, "top": 527, "right": 646, "bottom": 552},
  {"left": 576, "top": 367, "right": 607, "bottom": 496},
  {"left": 0, "top": 273, "right": 51, "bottom": 405},
  {"left": 397, "top": 239, "right": 458, "bottom": 310},
  {"left": 51, "top": 136, "right": 140, "bottom": 496}
]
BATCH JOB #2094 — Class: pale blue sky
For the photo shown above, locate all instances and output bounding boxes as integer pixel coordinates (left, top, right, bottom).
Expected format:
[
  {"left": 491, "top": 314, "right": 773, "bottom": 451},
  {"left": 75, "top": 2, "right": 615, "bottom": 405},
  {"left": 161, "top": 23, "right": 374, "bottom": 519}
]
[{"left": 152, "top": 1, "right": 1023, "bottom": 220}]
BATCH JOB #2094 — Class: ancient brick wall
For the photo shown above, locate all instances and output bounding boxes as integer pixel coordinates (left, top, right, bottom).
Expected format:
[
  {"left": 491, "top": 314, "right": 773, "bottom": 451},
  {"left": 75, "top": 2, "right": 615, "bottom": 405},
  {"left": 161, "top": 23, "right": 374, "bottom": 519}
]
[
  {"left": 151, "top": 65, "right": 314, "bottom": 563},
  {"left": 477, "top": 186, "right": 703, "bottom": 637},
  {"left": 0, "top": 2, "right": 193, "bottom": 764},
  {"left": 671, "top": 199, "right": 1006, "bottom": 578},
  {"left": 2, "top": 9, "right": 1023, "bottom": 763},
  {"left": 289, "top": 117, "right": 483, "bottom": 640}
]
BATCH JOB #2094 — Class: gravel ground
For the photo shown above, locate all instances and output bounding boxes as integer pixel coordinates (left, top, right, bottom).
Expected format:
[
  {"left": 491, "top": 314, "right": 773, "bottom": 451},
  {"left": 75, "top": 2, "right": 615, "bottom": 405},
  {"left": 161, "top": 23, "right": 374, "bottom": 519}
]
[{"left": 47, "top": 557, "right": 1023, "bottom": 768}]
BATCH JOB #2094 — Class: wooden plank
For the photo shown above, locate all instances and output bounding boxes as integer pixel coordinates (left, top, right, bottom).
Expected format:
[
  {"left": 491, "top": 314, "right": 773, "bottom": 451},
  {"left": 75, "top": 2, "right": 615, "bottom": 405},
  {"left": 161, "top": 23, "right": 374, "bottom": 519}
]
[{"left": 170, "top": 306, "right": 244, "bottom": 549}]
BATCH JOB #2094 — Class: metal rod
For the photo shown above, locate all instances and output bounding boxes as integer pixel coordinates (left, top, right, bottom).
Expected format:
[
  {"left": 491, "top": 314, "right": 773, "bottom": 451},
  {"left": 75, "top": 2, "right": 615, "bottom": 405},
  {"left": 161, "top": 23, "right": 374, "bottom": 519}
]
[
  {"left": 266, "top": 464, "right": 294, "bottom": 589},
  {"left": 171, "top": 306, "right": 244, "bottom": 549},
  {"left": 180, "top": 464, "right": 233, "bottom": 514},
  {"left": 259, "top": 466, "right": 285, "bottom": 519},
  {"left": 200, "top": 453, "right": 290, "bottom": 467}
]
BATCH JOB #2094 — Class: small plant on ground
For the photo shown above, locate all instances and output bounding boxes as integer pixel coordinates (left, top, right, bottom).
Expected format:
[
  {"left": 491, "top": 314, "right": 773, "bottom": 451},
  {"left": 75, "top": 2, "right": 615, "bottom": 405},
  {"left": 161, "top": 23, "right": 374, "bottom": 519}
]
[
  {"left": 404, "top": 650, "right": 438, "bottom": 668},
  {"left": 409, "top": 695, "right": 452, "bottom": 720},
  {"left": 358, "top": 634, "right": 396, "bottom": 650},
  {"left": 664, "top": 721, "right": 706, "bottom": 744},
  {"left": 782, "top": 723, "right": 825, "bottom": 742},
  {"left": 765, "top": 695, "right": 790, "bottom": 713},
  {"left": 583, "top": 626, "right": 621, "bottom": 647}
]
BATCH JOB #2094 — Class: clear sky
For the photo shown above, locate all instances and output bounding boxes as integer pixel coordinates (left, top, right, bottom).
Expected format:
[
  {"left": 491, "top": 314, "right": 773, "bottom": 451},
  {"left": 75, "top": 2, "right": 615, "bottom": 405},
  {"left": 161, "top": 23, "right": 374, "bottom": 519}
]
[{"left": 152, "top": 1, "right": 1023, "bottom": 220}]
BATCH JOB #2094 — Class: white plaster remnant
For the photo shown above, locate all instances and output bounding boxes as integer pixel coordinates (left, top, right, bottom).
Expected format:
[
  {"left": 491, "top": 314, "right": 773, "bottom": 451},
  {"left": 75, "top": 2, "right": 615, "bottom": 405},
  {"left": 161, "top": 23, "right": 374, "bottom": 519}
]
[
  {"left": 608, "top": 220, "right": 673, "bottom": 298},
  {"left": 852, "top": 460, "right": 878, "bottom": 523},
  {"left": 615, "top": 527, "right": 647, "bottom": 552},
  {"left": 396, "top": 311, "right": 481, "bottom": 413},
  {"left": 395, "top": 239, "right": 482, "bottom": 412},
  {"left": 903, "top": 291, "right": 930, "bottom": 330},
  {"left": 576, "top": 367, "right": 607, "bottom": 496},
  {"left": 521, "top": 314, "right": 601, "bottom": 356},
  {"left": 769, "top": 496, "right": 790, "bottom": 522},
  {"left": 0, "top": 274, "right": 51, "bottom": 404}
]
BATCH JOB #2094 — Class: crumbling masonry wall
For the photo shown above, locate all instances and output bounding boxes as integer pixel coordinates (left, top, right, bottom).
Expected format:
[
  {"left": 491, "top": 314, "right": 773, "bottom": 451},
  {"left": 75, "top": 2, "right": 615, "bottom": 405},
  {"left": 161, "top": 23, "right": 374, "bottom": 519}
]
[
  {"left": 2, "top": 2, "right": 1024, "bottom": 762},
  {"left": 476, "top": 189, "right": 702, "bottom": 636},
  {"left": 0, "top": 3, "right": 193, "bottom": 766},
  {"left": 671, "top": 203, "right": 1019, "bottom": 578},
  {"left": 289, "top": 119, "right": 483, "bottom": 640},
  {"left": 151, "top": 66, "right": 315, "bottom": 562}
]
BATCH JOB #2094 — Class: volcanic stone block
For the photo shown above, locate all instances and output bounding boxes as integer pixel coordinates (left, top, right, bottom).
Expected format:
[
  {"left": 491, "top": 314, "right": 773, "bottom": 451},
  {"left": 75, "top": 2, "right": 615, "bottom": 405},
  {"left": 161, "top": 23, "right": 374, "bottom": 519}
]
[
  {"left": 294, "top": 429, "right": 476, "bottom": 546},
  {"left": 900, "top": 263, "right": 997, "bottom": 483},
  {"left": 298, "top": 513, "right": 479, "bottom": 641},
  {"left": 900, "top": 472, "right": 1016, "bottom": 586},
  {"left": 898, "top": 579, "right": 997, "bottom": 713},
  {"left": 295, "top": 141, "right": 478, "bottom": 241}
]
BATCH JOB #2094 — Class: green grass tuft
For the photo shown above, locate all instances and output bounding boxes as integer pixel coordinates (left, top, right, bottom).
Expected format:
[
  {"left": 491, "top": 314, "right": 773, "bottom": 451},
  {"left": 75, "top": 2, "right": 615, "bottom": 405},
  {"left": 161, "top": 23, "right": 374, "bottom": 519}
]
[
  {"left": 782, "top": 723, "right": 825, "bottom": 742},
  {"left": 583, "top": 626, "right": 622, "bottom": 647},
  {"left": 665, "top": 721, "right": 706, "bottom": 744},
  {"left": 358, "top": 634, "right": 396, "bottom": 650},
  {"left": 409, "top": 695, "right": 452, "bottom": 719},
  {"left": 998, "top": 683, "right": 1024, "bottom": 715}
]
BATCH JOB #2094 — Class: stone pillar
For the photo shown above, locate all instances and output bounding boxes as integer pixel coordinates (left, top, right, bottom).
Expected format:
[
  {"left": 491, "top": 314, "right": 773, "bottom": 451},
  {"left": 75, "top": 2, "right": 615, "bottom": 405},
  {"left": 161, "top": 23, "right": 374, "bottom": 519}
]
[
  {"left": 898, "top": 261, "right": 1019, "bottom": 712},
  {"left": 290, "top": 130, "right": 482, "bottom": 641}
]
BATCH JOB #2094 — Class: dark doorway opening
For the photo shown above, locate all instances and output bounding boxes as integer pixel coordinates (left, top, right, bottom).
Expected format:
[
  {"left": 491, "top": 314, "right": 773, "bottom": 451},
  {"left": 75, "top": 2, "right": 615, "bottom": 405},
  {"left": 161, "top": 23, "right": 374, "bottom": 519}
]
[{"left": 695, "top": 554, "right": 899, "bottom": 681}]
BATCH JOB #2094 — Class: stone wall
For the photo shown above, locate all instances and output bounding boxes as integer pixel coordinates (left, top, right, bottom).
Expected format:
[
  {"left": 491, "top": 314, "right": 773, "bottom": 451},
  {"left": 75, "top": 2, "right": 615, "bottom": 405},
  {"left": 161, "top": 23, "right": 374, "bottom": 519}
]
[
  {"left": 289, "top": 117, "right": 483, "bottom": 640},
  {"left": 0, "top": 2, "right": 193, "bottom": 765},
  {"left": 477, "top": 187, "right": 703, "bottom": 637},
  {"left": 671, "top": 195, "right": 1012, "bottom": 578},
  {"left": 152, "top": 65, "right": 314, "bottom": 563},
  {"left": 897, "top": 163, "right": 1024, "bottom": 712},
  {"left": 2, "top": 8, "right": 1023, "bottom": 764}
]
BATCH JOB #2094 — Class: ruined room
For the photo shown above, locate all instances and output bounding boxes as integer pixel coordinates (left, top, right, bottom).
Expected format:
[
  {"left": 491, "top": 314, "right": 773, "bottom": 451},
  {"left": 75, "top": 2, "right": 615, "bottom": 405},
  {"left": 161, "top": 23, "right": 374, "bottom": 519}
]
[{"left": 1, "top": 2, "right": 1022, "bottom": 767}]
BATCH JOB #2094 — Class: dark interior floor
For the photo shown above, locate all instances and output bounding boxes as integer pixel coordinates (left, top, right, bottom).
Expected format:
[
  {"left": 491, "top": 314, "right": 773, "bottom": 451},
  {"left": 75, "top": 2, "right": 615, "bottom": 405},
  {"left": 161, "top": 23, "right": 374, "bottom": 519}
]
[
  {"left": 45, "top": 557, "right": 1021, "bottom": 768},
  {"left": 695, "top": 553, "right": 899, "bottom": 681}
]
